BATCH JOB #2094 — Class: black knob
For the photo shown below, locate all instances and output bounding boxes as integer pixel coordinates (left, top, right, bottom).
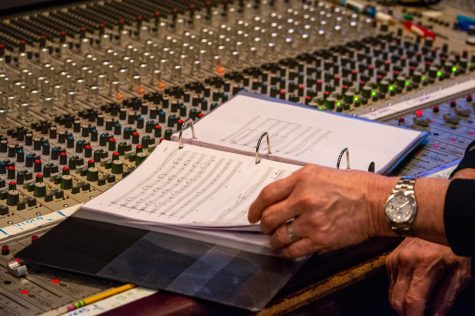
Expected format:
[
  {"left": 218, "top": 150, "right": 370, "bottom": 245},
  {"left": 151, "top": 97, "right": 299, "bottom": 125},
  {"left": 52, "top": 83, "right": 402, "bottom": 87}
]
[
  {"left": 8, "top": 145, "right": 16, "bottom": 158},
  {"left": 66, "top": 134, "right": 74, "bottom": 148},
  {"left": 25, "top": 133, "right": 33, "bottom": 146},
  {"left": 136, "top": 116, "right": 144, "bottom": 129},
  {"left": 123, "top": 127, "right": 132, "bottom": 139},
  {"left": 0, "top": 140, "right": 7, "bottom": 153},
  {"left": 42, "top": 141, "right": 50, "bottom": 155},
  {"left": 76, "top": 140, "right": 85, "bottom": 153},
  {"left": 16, "top": 148, "right": 25, "bottom": 162}
]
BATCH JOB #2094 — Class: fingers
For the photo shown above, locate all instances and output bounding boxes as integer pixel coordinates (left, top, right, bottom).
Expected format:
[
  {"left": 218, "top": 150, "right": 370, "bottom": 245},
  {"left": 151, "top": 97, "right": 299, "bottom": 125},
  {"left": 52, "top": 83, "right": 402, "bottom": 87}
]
[
  {"left": 270, "top": 220, "right": 303, "bottom": 249},
  {"left": 386, "top": 254, "right": 398, "bottom": 300},
  {"left": 248, "top": 174, "right": 296, "bottom": 224},
  {"left": 389, "top": 266, "right": 412, "bottom": 315},
  {"left": 389, "top": 265, "right": 443, "bottom": 316},
  {"left": 404, "top": 268, "right": 441, "bottom": 316},
  {"left": 258, "top": 198, "right": 300, "bottom": 234},
  {"left": 281, "top": 237, "right": 315, "bottom": 258},
  {"left": 386, "top": 239, "right": 471, "bottom": 316}
]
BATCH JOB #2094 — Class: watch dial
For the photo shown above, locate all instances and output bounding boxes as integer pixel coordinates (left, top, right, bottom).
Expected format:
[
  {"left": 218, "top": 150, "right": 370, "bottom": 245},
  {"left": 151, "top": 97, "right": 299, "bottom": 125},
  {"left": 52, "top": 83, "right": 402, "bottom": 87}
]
[{"left": 386, "top": 194, "right": 415, "bottom": 223}]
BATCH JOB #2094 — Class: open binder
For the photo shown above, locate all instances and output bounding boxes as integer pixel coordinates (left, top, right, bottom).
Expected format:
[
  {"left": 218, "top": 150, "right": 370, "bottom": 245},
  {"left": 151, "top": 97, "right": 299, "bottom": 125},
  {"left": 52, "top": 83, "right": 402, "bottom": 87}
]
[
  {"left": 175, "top": 91, "right": 428, "bottom": 174},
  {"left": 18, "top": 92, "right": 427, "bottom": 311}
]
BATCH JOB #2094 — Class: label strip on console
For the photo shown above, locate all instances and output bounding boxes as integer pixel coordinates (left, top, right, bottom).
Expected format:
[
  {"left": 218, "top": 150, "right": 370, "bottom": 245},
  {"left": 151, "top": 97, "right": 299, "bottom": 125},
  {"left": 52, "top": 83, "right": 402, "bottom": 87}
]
[{"left": 362, "top": 79, "right": 475, "bottom": 120}]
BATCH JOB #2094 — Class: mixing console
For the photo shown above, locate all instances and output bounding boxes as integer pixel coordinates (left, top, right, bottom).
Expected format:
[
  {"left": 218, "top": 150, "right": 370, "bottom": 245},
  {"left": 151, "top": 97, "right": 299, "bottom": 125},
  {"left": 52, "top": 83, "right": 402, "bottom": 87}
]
[{"left": 0, "top": 0, "right": 474, "bottom": 314}]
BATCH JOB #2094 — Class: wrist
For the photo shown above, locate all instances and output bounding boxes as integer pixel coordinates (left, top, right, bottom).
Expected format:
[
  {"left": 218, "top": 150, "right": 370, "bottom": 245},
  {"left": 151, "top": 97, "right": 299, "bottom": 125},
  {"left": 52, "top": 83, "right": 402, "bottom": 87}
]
[{"left": 366, "top": 175, "right": 399, "bottom": 238}]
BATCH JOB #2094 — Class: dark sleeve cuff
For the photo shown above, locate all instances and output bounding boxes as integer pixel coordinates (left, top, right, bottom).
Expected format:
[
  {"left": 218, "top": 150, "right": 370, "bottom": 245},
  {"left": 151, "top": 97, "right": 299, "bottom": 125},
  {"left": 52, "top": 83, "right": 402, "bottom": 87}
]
[
  {"left": 444, "top": 179, "right": 475, "bottom": 257},
  {"left": 450, "top": 140, "right": 475, "bottom": 178}
]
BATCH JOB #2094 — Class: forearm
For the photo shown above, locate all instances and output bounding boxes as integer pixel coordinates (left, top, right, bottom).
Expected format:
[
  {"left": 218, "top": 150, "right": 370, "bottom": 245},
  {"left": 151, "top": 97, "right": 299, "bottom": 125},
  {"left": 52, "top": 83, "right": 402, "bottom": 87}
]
[{"left": 368, "top": 175, "right": 450, "bottom": 245}]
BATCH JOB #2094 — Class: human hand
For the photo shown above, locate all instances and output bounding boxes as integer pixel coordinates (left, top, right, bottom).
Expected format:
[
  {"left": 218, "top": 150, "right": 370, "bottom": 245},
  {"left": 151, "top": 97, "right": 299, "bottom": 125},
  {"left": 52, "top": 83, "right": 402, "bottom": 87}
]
[
  {"left": 248, "top": 164, "right": 397, "bottom": 258},
  {"left": 386, "top": 238, "right": 471, "bottom": 316}
]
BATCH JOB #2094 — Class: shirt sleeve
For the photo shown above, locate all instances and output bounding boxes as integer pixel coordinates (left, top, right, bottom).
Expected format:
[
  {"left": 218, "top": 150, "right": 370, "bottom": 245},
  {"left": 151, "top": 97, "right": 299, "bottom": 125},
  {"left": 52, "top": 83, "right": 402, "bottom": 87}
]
[
  {"left": 444, "top": 179, "right": 475, "bottom": 257},
  {"left": 450, "top": 140, "right": 475, "bottom": 177}
]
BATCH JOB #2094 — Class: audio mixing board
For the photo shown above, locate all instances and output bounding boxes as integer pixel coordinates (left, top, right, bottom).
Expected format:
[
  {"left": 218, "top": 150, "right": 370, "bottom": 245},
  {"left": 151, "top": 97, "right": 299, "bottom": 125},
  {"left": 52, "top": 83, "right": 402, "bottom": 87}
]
[{"left": 0, "top": 0, "right": 474, "bottom": 314}]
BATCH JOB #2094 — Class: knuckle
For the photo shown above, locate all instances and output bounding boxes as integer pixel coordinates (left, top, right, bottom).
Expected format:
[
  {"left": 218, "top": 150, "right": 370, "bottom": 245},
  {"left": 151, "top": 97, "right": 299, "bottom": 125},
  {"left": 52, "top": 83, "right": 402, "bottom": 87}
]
[
  {"left": 298, "top": 165, "right": 318, "bottom": 179},
  {"left": 386, "top": 253, "right": 396, "bottom": 266},
  {"left": 405, "top": 293, "right": 425, "bottom": 307},
  {"left": 259, "top": 214, "right": 273, "bottom": 234},
  {"left": 296, "top": 195, "right": 317, "bottom": 209},
  {"left": 397, "top": 250, "right": 415, "bottom": 264},
  {"left": 282, "top": 247, "right": 297, "bottom": 258},
  {"left": 389, "top": 298, "right": 404, "bottom": 314},
  {"left": 283, "top": 243, "right": 306, "bottom": 258},
  {"left": 259, "top": 185, "right": 275, "bottom": 202},
  {"left": 303, "top": 164, "right": 318, "bottom": 172},
  {"left": 270, "top": 228, "right": 287, "bottom": 248}
]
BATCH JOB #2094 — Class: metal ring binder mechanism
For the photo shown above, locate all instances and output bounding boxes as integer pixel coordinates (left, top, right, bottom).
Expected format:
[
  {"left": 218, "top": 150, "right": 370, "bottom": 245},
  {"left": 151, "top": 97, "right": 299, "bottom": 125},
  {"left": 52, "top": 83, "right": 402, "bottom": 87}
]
[
  {"left": 368, "top": 161, "right": 376, "bottom": 173},
  {"left": 336, "top": 148, "right": 350, "bottom": 170},
  {"left": 336, "top": 148, "right": 376, "bottom": 172},
  {"left": 178, "top": 119, "right": 196, "bottom": 149},
  {"left": 255, "top": 132, "right": 272, "bottom": 164}
]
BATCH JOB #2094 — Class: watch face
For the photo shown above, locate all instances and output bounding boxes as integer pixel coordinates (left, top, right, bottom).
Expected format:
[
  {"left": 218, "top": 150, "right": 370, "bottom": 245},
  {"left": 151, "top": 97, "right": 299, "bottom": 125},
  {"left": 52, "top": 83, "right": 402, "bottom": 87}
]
[{"left": 385, "top": 193, "right": 416, "bottom": 224}]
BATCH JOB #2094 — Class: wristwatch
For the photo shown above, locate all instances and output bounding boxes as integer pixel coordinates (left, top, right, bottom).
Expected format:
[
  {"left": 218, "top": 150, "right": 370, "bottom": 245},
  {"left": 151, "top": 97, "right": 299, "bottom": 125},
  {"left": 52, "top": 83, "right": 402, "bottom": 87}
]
[{"left": 384, "top": 177, "right": 417, "bottom": 236}]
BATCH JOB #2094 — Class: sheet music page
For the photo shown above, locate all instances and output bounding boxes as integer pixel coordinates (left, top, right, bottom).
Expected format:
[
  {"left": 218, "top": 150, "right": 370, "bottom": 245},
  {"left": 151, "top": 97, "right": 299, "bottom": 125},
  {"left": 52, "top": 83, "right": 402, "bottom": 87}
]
[
  {"left": 180, "top": 93, "right": 424, "bottom": 173},
  {"left": 83, "top": 140, "right": 300, "bottom": 228}
]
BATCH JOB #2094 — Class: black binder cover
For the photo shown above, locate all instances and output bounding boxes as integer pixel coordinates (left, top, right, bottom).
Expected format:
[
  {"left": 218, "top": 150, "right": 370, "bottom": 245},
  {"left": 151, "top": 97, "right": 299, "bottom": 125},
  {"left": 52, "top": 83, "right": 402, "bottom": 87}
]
[{"left": 18, "top": 215, "right": 303, "bottom": 311}]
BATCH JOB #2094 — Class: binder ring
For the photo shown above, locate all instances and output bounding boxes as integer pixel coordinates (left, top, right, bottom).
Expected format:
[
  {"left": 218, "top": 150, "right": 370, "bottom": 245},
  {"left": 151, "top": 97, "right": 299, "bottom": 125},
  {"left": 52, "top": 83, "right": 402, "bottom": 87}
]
[
  {"left": 336, "top": 147, "right": 350, "bottom": 170},
  {"left": 255, "top": 132, "right": 272, "bottom": 164},
  {"left": 178, "top": 119, "right": 196, "bottom": 149},
  {"left": 368, "top": 161, "right": 375, "bottom": 173}
]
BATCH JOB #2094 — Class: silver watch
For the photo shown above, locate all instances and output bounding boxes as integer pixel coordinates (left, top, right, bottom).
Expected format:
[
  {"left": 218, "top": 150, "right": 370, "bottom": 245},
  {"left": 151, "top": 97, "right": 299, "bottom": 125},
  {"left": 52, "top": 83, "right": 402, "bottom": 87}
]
[{"left": 384, "top": 177, "right": 417, "bottom": 236}]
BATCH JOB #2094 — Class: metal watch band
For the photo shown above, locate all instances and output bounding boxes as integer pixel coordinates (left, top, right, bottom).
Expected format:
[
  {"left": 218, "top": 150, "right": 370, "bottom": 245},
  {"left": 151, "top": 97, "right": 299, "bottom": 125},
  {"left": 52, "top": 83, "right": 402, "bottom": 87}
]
[
  {"left": 390, "top": 177, "right": 416, "bottom": 236},
  {"left": 392, "top": 178, "right": 416, "bottom": 194}
]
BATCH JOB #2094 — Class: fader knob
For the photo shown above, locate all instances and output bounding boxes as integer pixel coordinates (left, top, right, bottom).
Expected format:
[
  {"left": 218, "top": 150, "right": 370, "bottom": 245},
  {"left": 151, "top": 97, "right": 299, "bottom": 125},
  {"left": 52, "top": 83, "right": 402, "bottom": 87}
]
[
  {"left": 34, "top": 159, "right": 42, "bottom": 172},
  {"left": 7, "top": 166, "right": 15, "bottom": 179},
  {"left": 60, "top": 175, "right": 73, "bottom": 190},
  {"left": 0, "top": 140, "right": 7, "bottom": 153},
  {"left": 414, "top": 110, "right": 431, "bottom": 127},
  {"left": 164, "top": 129, "right": 173, "bottom": 140},
  {"left": 16, "top": 149, "right": 24, "bottom": 162},
  {"left": 51, "top": 147, "right": 60, "bottom": 160},
  {"left": 111, "top": 160, "right": 124, "bottom": 174},
  {"left": 6, "top": 190, "right": 19, "bottom": 206},
  {"left": 84, "top": 145, "right": 92, "bottom": 158},
  {"left": 87, "top": 167, "right": 99, "bottom": 182},
  {"left": 94, "top": 149, "right": 104, "bottom": 162},
  {"left": 34, "top": 182, "right": 46, "bottom": 198},
  {"left": 455, "top": 104, "right": 471, "bottom": 117},
  {"left": 0, "top": 206, "right": 8, "bottom": 216},
  {"left": 153, "top": 125, "right": 162, "bottom": 138},
  {"left": 8, "top": 145, "right": 16, "bottom": 158},
  {"left": 444, "top": 112, "right": 460, "bottom": 124},
  {"left": 76, "top": 140, "right": 85, "bottom": 153}
]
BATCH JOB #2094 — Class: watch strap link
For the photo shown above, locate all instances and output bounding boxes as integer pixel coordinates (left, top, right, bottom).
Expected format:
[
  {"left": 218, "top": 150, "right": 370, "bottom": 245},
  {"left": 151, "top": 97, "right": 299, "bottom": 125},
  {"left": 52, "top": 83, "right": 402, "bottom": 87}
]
[{"left": 392, "top": 177, "right": 415, "bottom": 194}]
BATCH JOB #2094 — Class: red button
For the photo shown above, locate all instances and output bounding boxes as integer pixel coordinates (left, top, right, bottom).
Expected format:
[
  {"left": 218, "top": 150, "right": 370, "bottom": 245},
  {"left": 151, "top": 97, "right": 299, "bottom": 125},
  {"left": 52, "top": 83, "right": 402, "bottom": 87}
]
[{"left": 1, "top": 245, "right": 9, "bottom": 255}]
